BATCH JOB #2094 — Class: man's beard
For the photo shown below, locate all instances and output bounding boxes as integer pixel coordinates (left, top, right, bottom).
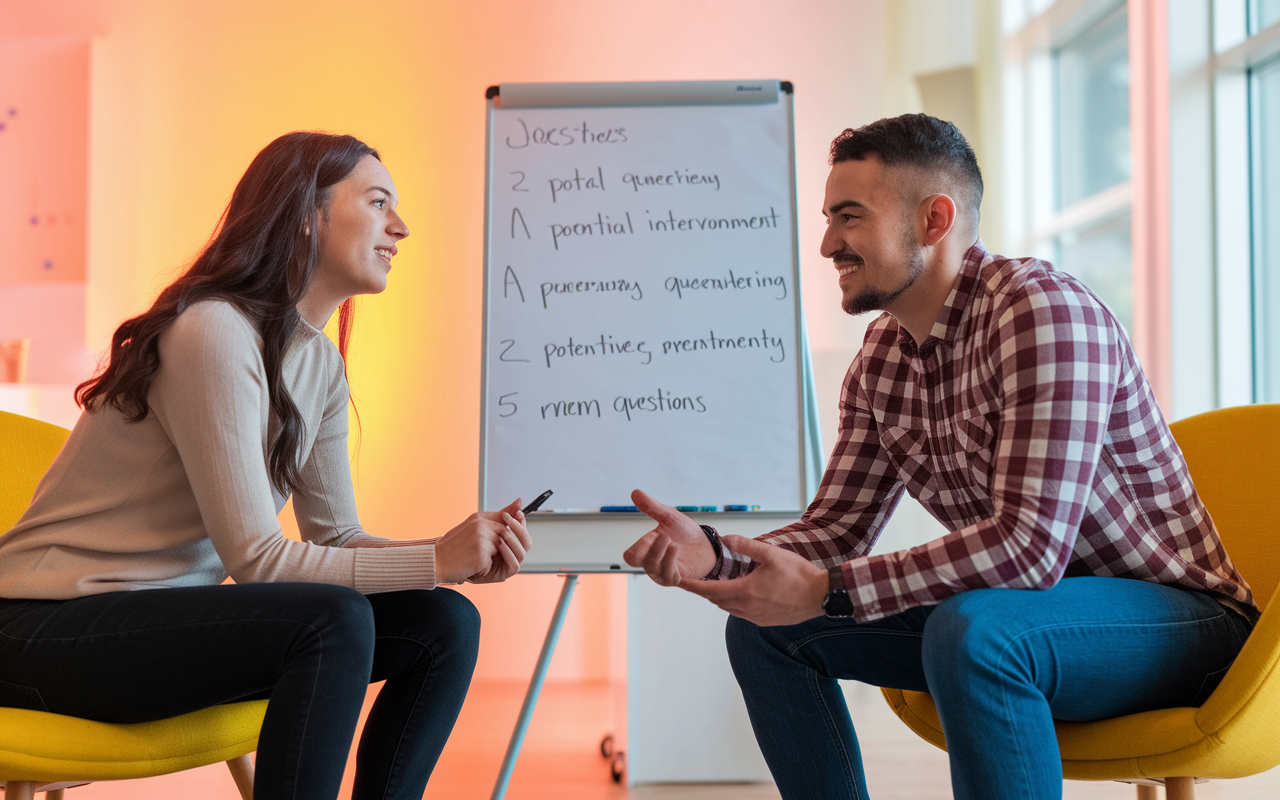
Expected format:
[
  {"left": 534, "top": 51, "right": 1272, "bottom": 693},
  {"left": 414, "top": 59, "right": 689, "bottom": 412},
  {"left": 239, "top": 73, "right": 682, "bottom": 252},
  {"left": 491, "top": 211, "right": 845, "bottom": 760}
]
[{"left": 840, "top": 232, "right": 926, "bottom": 316}]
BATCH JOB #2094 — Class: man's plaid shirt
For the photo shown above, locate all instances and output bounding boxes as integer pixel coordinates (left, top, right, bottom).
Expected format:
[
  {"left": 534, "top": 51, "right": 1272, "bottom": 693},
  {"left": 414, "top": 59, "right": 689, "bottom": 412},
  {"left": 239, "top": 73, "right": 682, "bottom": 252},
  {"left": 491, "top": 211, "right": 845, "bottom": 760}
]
[{"left": 714, "top": 241, "right": 1257, "bottom": 624}]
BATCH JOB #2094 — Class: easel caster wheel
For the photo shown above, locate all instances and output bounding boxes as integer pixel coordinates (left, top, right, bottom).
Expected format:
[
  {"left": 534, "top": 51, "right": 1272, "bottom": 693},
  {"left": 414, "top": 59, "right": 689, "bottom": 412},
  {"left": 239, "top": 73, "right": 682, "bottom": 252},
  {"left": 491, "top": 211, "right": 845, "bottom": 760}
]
[
  {"left": 611, "top": 751, "right": 626, "bottom": 783},
  {"left": 600, "top": 734, "right": 614, "bottom": 758}
]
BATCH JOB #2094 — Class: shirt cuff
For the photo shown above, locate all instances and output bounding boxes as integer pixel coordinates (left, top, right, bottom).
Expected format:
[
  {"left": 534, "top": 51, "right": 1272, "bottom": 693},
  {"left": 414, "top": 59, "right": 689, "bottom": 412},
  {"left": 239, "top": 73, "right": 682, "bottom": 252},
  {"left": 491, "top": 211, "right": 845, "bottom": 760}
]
[
  {"left": 844, "top": 556, "right": 887, "bottom": 623},
  {"left": 352, "top": 543, "right": 437, "bottom": 592}
]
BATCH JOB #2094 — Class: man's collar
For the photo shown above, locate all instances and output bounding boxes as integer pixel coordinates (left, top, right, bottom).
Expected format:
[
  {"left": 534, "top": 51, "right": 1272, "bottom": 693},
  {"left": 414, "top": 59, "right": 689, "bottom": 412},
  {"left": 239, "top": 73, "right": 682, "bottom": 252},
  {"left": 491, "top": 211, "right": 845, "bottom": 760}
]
[{"left": 897, "top": 239, "right": 989, "bottom": 356}]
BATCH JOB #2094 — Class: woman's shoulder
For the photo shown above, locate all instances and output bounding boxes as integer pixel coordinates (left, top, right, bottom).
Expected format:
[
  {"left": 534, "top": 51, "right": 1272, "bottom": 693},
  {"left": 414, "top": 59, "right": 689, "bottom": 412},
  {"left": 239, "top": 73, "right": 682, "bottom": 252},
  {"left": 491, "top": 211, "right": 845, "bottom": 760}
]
[
  {"left": 170, "top": 299, "right": 259, "bottom": 340},
  {"left": 159, "top": 300, "right": 264, "bottom": 376},
  {"left": 164, "top": 300, "right": 262, "bottom": 354}
]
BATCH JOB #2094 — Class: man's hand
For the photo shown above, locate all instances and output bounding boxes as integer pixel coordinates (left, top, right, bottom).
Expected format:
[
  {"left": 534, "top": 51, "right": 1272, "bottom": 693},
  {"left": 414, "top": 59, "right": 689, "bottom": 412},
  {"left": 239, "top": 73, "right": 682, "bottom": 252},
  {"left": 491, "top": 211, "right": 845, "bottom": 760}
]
[
  {"left": 680, "top": 535, "right": 830, "bottom": 627},
  {"left": 435, "top": 498, "right": 532, "bottom": 584},
  {"left": 622, "top": 489, "right": 717, "bottom": 585}
]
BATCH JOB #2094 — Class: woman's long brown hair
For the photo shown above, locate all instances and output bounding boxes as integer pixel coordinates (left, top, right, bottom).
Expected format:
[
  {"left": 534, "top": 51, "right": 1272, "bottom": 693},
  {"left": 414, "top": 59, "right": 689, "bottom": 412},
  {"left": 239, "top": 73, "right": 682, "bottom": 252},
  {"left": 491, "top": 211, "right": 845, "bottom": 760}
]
[{"left": 76, "top": 132, "right": 377, "bottom": 495}]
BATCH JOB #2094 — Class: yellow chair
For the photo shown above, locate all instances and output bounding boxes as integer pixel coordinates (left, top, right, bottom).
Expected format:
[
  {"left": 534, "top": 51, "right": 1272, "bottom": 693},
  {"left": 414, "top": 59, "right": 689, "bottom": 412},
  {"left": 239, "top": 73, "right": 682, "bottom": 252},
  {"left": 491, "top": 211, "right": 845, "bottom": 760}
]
[
  {"left": 0, "top": 409, "right": 267, "bottom": 800},
  {"left": 882, "top": 403, "right": 1280, "bottom": 799}
]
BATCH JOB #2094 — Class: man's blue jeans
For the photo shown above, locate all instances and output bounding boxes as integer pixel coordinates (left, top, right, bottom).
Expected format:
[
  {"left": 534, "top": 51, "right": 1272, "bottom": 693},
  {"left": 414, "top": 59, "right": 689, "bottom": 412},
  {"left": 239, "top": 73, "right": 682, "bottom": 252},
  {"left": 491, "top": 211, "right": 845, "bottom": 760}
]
[{"left": 725, "top": 577, "right": 1253, "bottom": 800}]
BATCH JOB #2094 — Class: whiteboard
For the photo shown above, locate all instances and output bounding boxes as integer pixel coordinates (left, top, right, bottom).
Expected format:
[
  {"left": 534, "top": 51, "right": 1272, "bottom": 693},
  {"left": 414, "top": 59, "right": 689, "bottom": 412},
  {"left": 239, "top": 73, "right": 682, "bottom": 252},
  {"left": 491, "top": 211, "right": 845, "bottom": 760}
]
[{"left": 481, "top": 80, "right": 807, "bottom": 514}]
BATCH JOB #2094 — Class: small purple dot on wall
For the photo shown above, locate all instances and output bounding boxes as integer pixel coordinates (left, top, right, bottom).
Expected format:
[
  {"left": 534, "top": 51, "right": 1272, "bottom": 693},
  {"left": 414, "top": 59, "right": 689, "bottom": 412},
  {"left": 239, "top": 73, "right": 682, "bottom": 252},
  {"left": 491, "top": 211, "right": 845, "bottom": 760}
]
[
  {"left": 7, "top": 108, "right": 15, "bottom": 116},
  {"left": 43, "top": 260, "right": 53, "bottom": 270},
  {"left": 29, "top": 216, "right": 38, "bottom": 226},
  {"left": 0, "top": 122, "right": 6, "bottom": 131}
]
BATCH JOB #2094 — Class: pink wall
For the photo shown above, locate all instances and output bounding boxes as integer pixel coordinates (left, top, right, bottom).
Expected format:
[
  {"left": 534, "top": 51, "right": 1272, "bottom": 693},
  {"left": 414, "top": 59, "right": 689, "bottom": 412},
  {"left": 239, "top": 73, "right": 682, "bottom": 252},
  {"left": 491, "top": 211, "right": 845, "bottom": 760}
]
[
  {"left": 0, "top": 37, "right": 94, "bottom": 384},
  {"left": 0, "top": 0, "right": 885, "bottom": 681}
]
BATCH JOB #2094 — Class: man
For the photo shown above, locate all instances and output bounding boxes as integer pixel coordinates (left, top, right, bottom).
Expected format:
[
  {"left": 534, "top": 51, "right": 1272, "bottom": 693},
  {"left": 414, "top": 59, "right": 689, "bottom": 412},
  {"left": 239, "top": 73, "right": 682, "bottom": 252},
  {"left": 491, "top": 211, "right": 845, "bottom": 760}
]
[{"left": 623, "top": 114, "right": 1256, "bottom": 800}]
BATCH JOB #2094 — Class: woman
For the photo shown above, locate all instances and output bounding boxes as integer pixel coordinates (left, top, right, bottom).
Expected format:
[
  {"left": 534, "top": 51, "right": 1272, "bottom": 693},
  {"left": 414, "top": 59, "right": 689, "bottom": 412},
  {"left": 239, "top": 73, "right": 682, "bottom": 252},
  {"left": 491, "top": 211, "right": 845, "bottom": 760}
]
[{"left": 0, "top": 132, "right": 529, "bottom": 799}]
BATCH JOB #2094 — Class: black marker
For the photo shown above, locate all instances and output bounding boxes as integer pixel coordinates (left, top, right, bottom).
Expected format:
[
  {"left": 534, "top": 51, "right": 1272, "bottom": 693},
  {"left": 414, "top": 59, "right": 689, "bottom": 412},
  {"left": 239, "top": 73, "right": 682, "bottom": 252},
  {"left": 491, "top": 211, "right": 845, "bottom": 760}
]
[{"left": 523, "top": 490, "right": 554, "bottom": 514}]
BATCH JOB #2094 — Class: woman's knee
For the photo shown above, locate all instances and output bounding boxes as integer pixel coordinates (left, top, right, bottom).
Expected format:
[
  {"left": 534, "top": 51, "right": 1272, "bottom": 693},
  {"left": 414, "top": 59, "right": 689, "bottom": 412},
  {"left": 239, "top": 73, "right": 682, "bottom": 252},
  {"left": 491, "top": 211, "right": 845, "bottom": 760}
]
[
  {"left": 431, "top": 588, "right": 481, "bottom": 653},
  {"left": 309, "top": 583, "right": 376, "bottom": 632},
  {"left": 373, "top": 588, "right": 481, "bottom": 660},
  {"left": 268, "top": 584, "right": 378, "bottom": 677}
]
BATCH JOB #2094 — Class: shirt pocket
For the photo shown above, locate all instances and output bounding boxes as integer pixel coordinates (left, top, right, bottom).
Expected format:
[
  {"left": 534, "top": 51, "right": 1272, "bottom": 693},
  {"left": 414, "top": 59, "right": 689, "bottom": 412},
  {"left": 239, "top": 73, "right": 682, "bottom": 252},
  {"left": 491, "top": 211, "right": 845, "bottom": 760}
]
[{"left": 953, "top": 412, "right": 997, "bottom": 480}]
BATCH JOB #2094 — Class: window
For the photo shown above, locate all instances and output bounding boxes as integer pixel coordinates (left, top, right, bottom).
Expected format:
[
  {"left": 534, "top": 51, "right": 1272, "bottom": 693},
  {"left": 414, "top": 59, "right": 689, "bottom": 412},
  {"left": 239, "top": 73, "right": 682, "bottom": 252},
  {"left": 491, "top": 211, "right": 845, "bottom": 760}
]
[
  {"left": 1057, "top": 8, "right": 1131, "bottom": 207},
  {"left": 1253, "top": 0, "right": 1280, "bottom": 31},
  {"left": 1053, "top": 6, "right": 1133, "bottom": 334},
  {"left": 1007, "top": 0, "right": 1280, "bottom": 413},
  {"left": 1253, "top": 56, "right": 1280, "bottom": 401},
  {"left": 988, "top": 0, "right": 1139, "bottom": 342},
  {"left": 1001, "top": 2, "right": 1136, "bottom": 342}
]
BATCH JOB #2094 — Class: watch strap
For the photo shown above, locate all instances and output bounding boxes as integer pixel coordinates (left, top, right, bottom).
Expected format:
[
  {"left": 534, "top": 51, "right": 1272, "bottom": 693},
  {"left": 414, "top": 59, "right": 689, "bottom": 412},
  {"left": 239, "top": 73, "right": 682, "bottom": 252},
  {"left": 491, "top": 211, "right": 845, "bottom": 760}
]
[
  {"left": 823, "top": 565, "right": 854, "bottom": 618},
  {"left": 699, "top": 524, "right": 724, "bottom": 579}
]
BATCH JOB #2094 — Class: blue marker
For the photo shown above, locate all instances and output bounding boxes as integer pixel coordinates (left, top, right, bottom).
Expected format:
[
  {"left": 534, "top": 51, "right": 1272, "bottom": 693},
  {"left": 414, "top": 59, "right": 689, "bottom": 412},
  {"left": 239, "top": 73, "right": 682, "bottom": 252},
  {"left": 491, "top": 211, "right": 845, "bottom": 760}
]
[
  {"left": 601, "top": 505, "right": 640, "bottom": 512},
  {"left": 723, "top": 505, "right": 761, "bottom": 512}
]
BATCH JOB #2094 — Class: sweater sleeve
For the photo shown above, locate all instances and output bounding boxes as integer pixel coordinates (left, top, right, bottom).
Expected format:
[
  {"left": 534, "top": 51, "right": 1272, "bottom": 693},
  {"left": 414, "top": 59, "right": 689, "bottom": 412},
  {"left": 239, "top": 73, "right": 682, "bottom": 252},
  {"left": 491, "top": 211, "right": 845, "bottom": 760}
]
[
  {"left": 289, "top": 357, "right": 438, "bottom": 591},
  {"left": 148, "top": 303, "right": 436, "bottom": 593}
]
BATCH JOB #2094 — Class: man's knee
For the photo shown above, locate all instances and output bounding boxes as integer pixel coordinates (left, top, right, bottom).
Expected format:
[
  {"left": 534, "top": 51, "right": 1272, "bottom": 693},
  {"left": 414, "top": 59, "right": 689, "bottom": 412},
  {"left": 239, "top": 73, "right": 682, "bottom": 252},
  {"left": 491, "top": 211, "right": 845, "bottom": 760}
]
[
  {"left": 926, "top": 588, "right": 1013, "bottom": 670},
  {"left": 725, "top": 614, "right": 761, "bottom": 666},
  {"left": 920, "top": 590, "right": 1025, "bottom": 680},
  {"left": 725, "top": 613, "right": 794, "bottom": 671}
]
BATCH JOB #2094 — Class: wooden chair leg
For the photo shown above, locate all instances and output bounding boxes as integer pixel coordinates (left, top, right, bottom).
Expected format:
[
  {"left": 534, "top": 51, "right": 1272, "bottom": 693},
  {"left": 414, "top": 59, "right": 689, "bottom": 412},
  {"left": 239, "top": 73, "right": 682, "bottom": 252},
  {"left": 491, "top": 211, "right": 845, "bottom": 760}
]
[
  {"left": 1165, "top": 776, "right": 1196, "bottom": 800},
  {"left": 3, "top": 782, "right": 37, "bottom": 800},
  {"left": 44, "top": 791, "right": 65, "bottom": 800},
  {"left": 226, "top": 753, "right": 255, "bottom": 800},
  {"left": 1135, "top": 785, "right": 1159, "bottom": 800}
]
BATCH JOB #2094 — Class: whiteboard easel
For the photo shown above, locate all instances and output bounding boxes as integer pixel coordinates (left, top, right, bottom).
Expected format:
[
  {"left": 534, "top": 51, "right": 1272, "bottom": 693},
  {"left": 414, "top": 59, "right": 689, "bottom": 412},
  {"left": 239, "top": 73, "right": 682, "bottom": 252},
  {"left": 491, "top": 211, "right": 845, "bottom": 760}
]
[{"left": 480, "top": 80, "right": 823, "bottom": 798}]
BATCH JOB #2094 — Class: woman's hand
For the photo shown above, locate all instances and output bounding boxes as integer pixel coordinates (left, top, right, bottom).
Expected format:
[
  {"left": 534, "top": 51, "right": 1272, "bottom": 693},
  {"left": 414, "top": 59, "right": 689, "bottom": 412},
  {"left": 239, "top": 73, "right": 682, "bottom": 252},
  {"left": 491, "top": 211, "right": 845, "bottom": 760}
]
[{"left": 434, "top": 498, "right": 532, "bottom": 584}]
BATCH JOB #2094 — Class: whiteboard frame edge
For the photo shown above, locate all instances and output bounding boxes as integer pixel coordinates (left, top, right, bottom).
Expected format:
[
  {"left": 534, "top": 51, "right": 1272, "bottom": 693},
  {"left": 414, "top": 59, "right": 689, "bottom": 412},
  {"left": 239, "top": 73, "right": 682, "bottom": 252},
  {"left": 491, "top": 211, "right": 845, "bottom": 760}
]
[
  {"left": 497, "top": 79, "right": 782, "bottom": 109},
  {"left": 479, "top": 96, "right": 495, "bottom": 509},
  {"left": 784, "top": 89, "right": 813, "bottom": 510}
]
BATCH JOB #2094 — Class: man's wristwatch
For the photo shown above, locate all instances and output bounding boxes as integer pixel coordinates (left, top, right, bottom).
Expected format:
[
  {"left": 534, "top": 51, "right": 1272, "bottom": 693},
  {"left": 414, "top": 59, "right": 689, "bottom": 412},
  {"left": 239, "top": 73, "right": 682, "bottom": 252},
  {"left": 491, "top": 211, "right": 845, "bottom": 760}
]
[{"left": 822, "top": 566, "right": 855, "bottom": 618}]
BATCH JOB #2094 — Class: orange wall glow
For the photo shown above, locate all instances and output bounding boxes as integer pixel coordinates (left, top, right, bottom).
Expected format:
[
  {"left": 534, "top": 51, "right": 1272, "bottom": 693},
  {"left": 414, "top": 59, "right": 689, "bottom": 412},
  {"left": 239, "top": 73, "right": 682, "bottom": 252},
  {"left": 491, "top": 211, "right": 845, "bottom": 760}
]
[{"left": 0, "top": 0, "right": 884, "bottom": 681}]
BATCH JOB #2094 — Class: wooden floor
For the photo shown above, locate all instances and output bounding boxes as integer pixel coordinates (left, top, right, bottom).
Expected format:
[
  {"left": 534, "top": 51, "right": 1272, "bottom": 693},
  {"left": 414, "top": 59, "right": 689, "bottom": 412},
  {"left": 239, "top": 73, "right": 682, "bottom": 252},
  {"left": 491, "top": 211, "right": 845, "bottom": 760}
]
[{"left": 31, "top": 680, "right": 1280, "bottom": 799}]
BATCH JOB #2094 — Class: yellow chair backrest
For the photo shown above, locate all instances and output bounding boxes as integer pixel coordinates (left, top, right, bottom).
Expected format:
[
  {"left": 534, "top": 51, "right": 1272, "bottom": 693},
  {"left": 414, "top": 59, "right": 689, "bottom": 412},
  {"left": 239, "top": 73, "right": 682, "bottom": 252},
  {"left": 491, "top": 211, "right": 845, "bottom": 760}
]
[
  {"left": 1169, "top": 404, "right": 1280, "bottom": 610},
  {"left": 0, "top": 410, "right": 71, "bottom": 531}
]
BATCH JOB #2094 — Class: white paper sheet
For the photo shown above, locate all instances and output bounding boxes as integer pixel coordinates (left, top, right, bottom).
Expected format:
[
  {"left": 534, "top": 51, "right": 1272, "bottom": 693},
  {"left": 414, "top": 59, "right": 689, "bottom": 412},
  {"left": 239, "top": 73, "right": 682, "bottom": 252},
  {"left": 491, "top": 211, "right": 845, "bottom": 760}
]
[{"left": 483, "top": 91, "right": 804, "bottom": 513}]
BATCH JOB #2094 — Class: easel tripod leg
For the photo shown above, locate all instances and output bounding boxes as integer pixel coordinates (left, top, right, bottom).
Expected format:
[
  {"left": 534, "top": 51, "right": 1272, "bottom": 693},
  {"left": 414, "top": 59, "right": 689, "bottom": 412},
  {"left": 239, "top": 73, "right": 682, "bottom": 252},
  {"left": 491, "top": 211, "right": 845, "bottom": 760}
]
[{"left": 490, "top": 573, "right": 579, "bottom": 800}]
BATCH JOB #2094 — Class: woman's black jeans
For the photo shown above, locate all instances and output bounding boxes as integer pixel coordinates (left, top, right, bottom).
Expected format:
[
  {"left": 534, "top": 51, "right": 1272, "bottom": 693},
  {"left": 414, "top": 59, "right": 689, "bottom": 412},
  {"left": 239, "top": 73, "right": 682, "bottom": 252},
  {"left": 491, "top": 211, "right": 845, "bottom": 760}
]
[{"left": 0, "top": 582, "right": 480, "bottom": 800}]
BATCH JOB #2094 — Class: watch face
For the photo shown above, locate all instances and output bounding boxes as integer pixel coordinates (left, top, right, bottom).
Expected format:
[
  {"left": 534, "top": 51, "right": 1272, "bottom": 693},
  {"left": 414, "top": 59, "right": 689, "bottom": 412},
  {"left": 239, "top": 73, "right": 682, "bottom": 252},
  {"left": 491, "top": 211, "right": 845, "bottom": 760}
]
[{"left": 823, "top": 589, "right": 854, "bottom": 618}]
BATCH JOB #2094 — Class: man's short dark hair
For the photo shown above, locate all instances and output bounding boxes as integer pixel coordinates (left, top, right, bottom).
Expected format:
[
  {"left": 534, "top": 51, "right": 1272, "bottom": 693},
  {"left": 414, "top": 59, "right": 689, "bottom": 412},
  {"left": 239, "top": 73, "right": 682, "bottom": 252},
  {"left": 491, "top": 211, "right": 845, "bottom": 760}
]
[{"left": 829, "top": 114, "right": 983, "bottom": 222}]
